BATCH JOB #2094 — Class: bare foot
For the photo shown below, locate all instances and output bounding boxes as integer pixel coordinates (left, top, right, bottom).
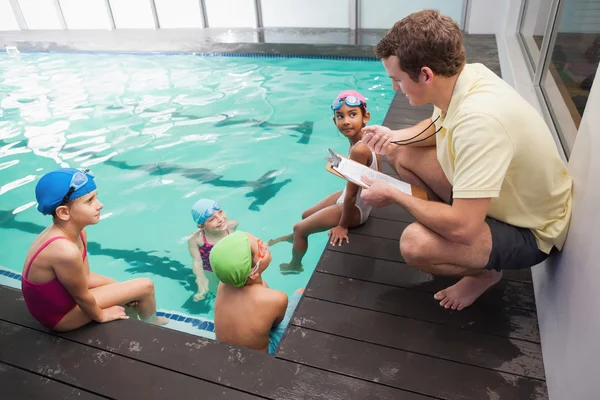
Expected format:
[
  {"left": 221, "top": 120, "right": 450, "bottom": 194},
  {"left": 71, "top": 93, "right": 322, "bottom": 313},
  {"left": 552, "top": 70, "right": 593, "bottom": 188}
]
[
  {"left": 268, "top": 234, "right": 293, "bottom": 247},
  {"left": 433, "top": 270, "right": 502, "bottom": 310},
  {"left": 144, "top": 316, "right": 169, "bottom": 326},
  {"left": 280, "top": 262, "right": 303, "bottom": 273},
  {"left": 193, "top": 291, "right": 206, "bottom": 302}
]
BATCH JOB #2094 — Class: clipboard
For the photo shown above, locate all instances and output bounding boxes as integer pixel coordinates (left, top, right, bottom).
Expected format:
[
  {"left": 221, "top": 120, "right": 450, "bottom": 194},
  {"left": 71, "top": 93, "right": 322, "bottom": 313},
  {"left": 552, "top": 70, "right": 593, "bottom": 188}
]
[{"left": 325, "top": 148, "right": 428, "bottom": 200}]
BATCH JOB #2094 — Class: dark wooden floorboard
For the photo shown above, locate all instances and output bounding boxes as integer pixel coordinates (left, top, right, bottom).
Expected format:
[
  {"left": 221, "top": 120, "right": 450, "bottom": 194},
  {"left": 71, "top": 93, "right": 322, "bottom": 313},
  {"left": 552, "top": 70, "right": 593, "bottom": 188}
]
[
  {"left": 350, "top": 217, "right": 409, "bottom": 240},
  {"left": 0, "top": 320, "right": 259, "bottom": 400},
  {"left": 306, "top": 272, "right": 541, "bottom": 343},
  {"left": 0, "top": 362, "right": 105, "bottom": 400},
  {"left": 327, "top": 232, "right": 405, "bottom": 261},
  {"left": 332, "top": 230, "right": 534, "bottom": 284},
  {"left": 369, "top": 204, "right": 415, "bottom": 222},
  {"left": 317, "top": 251, "right": 537, "bottom": 311},
  {"left": 292, "top": 298, "right": 544, "bottom": 380},
  {"left": 0, "top": 287, "right": 420, "bottom": 400},
  {"left": 279, "top": 327, "right": 548, "bottom": 400}
]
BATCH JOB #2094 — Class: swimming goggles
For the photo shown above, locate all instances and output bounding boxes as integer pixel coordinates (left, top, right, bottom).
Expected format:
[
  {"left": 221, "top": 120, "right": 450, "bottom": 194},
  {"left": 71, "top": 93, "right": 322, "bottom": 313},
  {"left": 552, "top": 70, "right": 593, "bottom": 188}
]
[
  {"left": 250, "top": 238, "right": 267, "bottom": 275},
  {"left": 60, "top": 169, "right": 94, "bottom": 206},
  {"left": 331, "top": 95, "right": 367, "bottom": 111},
  {"left": 199, "top": 202, "right": 222, "bottom": 224}
]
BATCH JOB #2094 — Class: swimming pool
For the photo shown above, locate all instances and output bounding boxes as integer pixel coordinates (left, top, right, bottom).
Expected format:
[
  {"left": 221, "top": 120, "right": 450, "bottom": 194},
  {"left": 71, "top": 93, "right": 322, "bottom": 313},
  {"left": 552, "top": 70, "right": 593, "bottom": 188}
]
[{"left": 0, "top": 52, "right": 394, "bottom": 338}]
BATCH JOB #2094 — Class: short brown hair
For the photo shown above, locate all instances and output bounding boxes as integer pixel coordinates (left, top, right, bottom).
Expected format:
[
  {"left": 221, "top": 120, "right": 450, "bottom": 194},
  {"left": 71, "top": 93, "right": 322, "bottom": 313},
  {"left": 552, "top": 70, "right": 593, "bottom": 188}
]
[{"left": 374, "top": 9, "right": 466, "bottom": 82}]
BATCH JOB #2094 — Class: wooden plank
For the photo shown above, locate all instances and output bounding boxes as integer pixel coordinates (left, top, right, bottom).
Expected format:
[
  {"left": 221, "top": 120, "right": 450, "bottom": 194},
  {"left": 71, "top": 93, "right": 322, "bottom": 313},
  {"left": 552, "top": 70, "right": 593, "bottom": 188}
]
[
  {"left": 0, "top": 286, "right": 419, "bottom": 400},
  {"left": 503, "top": 269, "right": 533, "bottom": 283},
  {"left": 369, "top": 204, "right": 415, "bottom": 222},
  {"left": 293, "top": 298, "right": 545, "bottom": 380},
  {"left": 317, "top": 251, "right": 537, "bottom": 311},
  {"left": 382, "top": 121, "right": 415, "bottom": 130},
  {"left": 326, "top": 231, "right": 404, "bottom": 262},
  {"left": 384, "top": 114, "right": 431, "bottom": 126},
  {"left": 329, "top": 233, "right": 533, "bottom": 284},
  {"left": 306, "top": 272, "right": 541, "bottom": 342},
  {"left": 279, "top": 327, "right": 548, "bottom": 400},
  {"left": 351, "top": 216, "right": 408, "bottom": 240},
  {"left": 0, "top": 362, "right": 105, "bottom": 400},
  {"left": 0, "top": 320, "right": 259, "bottom": 400}
]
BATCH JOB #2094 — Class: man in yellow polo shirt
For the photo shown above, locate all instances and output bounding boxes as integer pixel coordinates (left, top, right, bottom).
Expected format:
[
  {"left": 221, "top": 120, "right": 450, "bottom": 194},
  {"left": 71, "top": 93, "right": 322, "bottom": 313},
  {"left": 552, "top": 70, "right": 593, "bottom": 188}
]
[{"left": 360, "top": 9, "right": 573, "bottom": 310}]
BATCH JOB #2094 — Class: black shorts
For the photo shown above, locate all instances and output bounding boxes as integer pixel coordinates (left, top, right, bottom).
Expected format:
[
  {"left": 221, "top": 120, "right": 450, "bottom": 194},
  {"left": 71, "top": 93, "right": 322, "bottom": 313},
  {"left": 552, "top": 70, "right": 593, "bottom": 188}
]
[{"left": 484, "top": 217, "right": 552, "bottom": 271}]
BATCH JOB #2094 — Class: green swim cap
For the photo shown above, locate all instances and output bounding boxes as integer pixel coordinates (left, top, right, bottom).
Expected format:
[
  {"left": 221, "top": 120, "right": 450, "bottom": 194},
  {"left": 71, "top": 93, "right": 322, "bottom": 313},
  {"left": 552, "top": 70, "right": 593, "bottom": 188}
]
[{"left": 209, "top": 231, "right": 252, "bottom": 287}]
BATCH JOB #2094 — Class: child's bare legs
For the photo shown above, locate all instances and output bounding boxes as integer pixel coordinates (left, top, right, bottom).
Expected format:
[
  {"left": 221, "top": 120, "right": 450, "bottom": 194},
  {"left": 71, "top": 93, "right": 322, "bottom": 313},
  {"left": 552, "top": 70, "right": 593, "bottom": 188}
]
[
  {"left": 54, "top": 278, "right": 168, "bottom": 332},
  {"left": 88, "top": 272, "right": 139, "bottom": 318},
  {"left": 269, "top": 191, "right": 342, "bottom": 247},
  {"left": 280, "top": 203, "right": 361, "bottom": 272},
  {"left": 193, "top": 267, "right": 209, "bottom": 302}
]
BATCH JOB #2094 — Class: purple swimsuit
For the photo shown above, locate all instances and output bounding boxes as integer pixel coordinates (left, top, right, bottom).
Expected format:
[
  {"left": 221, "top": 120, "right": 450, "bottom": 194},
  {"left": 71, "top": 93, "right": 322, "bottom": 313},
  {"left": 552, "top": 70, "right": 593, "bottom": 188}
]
[{"left": 199, "top": 229, "right": 230, "bottom": 272}]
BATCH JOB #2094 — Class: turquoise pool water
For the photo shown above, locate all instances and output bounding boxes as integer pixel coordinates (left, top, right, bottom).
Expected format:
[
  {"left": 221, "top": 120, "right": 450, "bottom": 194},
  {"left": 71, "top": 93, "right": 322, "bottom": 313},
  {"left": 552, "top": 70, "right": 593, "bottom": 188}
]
[{"left": 0, "top": 52, "right": 393, "bottom": 338}]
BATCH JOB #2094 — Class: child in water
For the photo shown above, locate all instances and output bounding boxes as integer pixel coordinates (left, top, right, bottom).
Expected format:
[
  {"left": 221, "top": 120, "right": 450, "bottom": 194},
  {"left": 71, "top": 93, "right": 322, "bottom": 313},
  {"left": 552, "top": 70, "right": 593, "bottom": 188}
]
[
  {"left": 187, "top": 199, "right": 238, "bottom": 301},
  {"left": 270, "top": 90, "right": 381, "bottom": 272},
  {"left": 21, "top": 168, "right": 168, "bottom": 331},
  {"left": 210, "top": 231, "right": 304, "bottom": 354}
]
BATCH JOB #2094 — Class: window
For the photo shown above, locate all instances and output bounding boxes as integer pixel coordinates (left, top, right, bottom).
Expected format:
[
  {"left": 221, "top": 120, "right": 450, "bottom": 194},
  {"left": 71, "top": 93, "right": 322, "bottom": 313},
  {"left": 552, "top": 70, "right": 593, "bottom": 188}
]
[
  {"left": 519, "top": 0, "right": 555, "bottom": 71},
  {"left": 541, "top": 0, "right": 600, "bottom": 152}
]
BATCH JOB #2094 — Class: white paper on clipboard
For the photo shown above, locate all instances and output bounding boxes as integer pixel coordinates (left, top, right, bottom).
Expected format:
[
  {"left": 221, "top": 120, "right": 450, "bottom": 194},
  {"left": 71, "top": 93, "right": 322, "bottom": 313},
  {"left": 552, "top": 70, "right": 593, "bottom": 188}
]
[{"left": 332, "top": 152, "right": 413, "bottom": 195}]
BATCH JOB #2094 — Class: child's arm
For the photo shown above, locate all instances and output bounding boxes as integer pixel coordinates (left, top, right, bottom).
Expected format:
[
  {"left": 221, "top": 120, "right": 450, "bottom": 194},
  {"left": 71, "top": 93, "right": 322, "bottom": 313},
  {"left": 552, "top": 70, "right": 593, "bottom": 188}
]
[
  {"left": 187, "top": 233, "right": 209, "bottom": 301},
  {"left": 271, "top": 291, "right": 289, "bottom": 327},
  {"left": 53, "top": 243, "right": 113, "bottom": 322},
  {"left": 329, "top": 144, "right": 372, "bottom": 245}
]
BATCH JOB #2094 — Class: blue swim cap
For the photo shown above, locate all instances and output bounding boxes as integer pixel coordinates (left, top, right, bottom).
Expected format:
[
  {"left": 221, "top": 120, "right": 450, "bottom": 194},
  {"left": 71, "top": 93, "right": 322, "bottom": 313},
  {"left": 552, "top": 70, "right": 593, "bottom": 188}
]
[
  {"left": 191, "top": 198, "right": 221, "bottom": 225},
  {"left": 35, "top": 168, "right": 97, "bottom": 215}
]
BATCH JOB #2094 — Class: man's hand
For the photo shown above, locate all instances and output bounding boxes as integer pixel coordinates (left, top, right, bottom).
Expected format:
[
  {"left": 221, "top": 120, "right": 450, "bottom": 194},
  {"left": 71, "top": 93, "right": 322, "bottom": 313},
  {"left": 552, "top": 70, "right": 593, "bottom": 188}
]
[
  {"left": 361, "top": 125, "right": 394, "bottom": 155},
  {"left": 360, "top": 176, "right": 394, "bottom": 208}
]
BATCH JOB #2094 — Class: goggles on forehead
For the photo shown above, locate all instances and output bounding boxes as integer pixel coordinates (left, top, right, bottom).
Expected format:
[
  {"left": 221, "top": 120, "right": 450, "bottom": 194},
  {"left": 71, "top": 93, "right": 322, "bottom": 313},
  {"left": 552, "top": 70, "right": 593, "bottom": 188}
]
[
  {"left": 60, "top": 169, "right": 94, "bottom": 206},
  {"left": 199, "top": 202, "right": 222, "bottom": 225},
  {"left": 331, "top": 95, "right": 367, "bottom": 111}
]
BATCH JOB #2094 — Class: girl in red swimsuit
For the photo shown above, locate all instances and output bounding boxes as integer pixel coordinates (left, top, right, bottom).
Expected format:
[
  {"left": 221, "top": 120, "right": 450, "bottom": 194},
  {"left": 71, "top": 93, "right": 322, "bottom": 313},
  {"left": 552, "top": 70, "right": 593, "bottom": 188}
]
[{"left": 22, "top": 168, "right": 167, "bottom": 331}]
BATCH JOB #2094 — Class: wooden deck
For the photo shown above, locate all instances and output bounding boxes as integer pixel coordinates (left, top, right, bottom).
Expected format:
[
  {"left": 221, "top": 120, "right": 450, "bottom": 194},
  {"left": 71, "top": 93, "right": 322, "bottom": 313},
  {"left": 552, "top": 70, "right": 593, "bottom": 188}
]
[{"left": 0, "top": 35, "right": 548, "bottom": 399}]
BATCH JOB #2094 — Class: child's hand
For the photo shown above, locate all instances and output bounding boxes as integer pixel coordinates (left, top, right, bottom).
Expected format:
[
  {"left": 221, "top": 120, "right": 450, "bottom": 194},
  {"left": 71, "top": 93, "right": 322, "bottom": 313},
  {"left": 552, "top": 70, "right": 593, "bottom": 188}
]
[
  {"left": 328, "top": 226, "right": 349, "bottom": 247},
  {"left": 100, "top": 306, "right": 129, "bottom": 323}
]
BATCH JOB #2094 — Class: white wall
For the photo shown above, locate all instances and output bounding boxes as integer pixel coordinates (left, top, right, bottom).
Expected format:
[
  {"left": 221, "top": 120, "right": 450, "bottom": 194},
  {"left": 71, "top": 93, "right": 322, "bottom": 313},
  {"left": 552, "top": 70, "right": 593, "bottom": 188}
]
[
  {"left": 18, "top": 0, "right": 62, "bottom": 30},
  {"left": 261, "top": 0, "right": 349, "bottom": 28},
  {"left": 0, "top": 0, "right": 20, "bottom": 31},
  {"left": 497, "top": 0, "right": 600, "bottom": 398},
  {"left": 532, "top": 62, "right": 600, "bottom": 400},
  {"left": 361, "top": 0, "right": 464, "bottom": 30},
  {"left": 110, "top": 0, "right": 155, "bottom": 29},
  {"left": 205, "top": 0, "right": 256, "bottom": 28},
  {"left": 1, "top": 0, "right": 472, "bottom": 31},
  {"left": 60, "top": 0, "right": 112, "bottom": 30},
  {"left": 466, "top": 0, "right": 512, "bottom": 34},
  {"left": 155, "top": 0, "right": 202, "bottom": 28}
]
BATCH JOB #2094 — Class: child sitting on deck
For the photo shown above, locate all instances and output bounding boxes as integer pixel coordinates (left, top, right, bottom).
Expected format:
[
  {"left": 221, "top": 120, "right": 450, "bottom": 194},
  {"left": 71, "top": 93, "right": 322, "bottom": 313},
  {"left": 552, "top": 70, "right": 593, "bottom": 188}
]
[
  {"left": 187, "top": 199, "right": 239, "bottom": 301},
  {"left": 269, "top": 90, "right": 381, "bottom": 272},
  {"left": 21, "top": 168, "right": 168, "bottom": 332},
  {"left": 210, "top": 231, "right": 304, "bottom": 354}
]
